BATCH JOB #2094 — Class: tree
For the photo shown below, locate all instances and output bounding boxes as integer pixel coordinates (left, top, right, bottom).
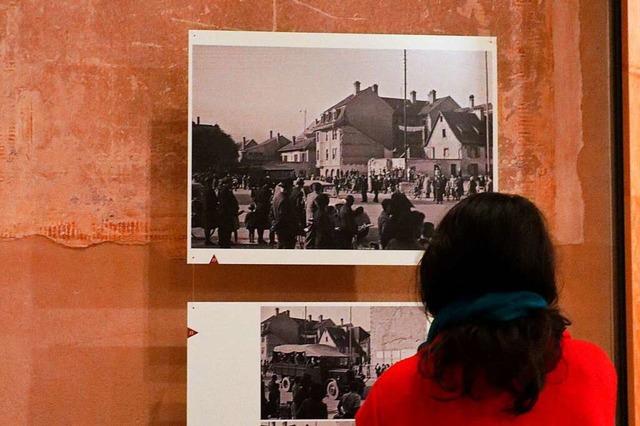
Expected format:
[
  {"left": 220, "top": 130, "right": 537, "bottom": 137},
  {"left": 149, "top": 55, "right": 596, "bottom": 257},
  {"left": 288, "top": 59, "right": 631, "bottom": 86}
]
[{"left": 191, "top": 122, "right": 239, "bottom": 173}]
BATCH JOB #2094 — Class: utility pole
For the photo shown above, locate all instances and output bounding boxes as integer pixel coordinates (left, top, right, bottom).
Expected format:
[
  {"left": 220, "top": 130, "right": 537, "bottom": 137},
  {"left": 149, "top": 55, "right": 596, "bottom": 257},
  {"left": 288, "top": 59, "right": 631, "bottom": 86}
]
[
  {"left": 300, "top": 109, "right": 307, "bottom": 130},
  {"left": 484, "top": 51, "right": 491, "bottom": 176},
  {"left": 403, "top": 49, "right": 408, "bottom": 177}
]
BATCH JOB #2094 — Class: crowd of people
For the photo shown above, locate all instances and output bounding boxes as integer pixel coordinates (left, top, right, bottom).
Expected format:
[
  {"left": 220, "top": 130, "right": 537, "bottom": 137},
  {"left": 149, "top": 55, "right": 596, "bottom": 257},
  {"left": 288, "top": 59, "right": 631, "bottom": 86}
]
[
  {"left": 191, "top": 168, "right": 492, "bottom": 249},
  {"left": 261, "top": 370, "right": 365, "bottom": 420}
]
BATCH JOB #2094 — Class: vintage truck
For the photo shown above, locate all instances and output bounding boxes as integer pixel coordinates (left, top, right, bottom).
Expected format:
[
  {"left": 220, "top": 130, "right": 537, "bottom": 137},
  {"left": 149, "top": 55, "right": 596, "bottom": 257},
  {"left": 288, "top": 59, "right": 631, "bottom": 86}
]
[{"left": 269, "top": 344, "right": 354, "bottom": 400}]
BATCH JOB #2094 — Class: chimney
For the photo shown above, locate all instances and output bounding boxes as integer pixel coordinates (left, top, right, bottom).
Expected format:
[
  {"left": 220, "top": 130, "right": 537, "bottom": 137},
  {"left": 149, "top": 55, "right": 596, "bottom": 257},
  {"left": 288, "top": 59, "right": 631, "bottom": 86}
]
[
  {"left": 410, "top": 90, "right": 417, "bottom": 104},
  {"left": 275, "top": 308, "right": 279, "bottom": 315},
  {"left": 196, "top": 116, "right": 200, "bottom": 125},
  {"left": 292, "top": 136, "right": 296, "bottom": 145},
  {"left": 308, "top": 314, "right": 312, "bottom": 321},
  {"left": 469, "top": 95, "right": 475, "bottom": 108},
  {"left": 372, "top": 84, "right": 378, "bottom": 94},
  {"left": 340, "top": 318, "right": 344, "bottom": 326},
  {"left": 429, "top": 89, "right": 437, "bottom": 104},
  {"left": 277, "top": 132, "right": 280, "bottom": 140},
  {"left": 319, "top": 315, "right": 323, "bottom": 322},
  {"left": 354, "top": 80, "right": 361, "bottom": 94},
  {"left": 270, "top": 130, "right": 273, "bottom": 139},
  {"left": 242, "top": 137, "right": 246, "bottom": 151}
]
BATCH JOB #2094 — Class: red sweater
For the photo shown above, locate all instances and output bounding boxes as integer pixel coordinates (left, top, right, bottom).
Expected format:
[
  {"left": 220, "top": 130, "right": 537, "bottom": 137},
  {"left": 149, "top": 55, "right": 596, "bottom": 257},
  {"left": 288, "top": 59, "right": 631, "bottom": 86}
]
[{"left": 356, "top": 334, "right": 616, "bottom": 425}]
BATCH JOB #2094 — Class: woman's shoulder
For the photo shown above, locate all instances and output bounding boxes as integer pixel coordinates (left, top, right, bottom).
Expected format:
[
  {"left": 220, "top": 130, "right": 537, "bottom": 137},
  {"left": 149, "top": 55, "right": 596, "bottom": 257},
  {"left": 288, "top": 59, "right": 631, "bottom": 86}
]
[
  {"left": 561, "top": 333, "right": 615, "bottom": 368},
  {"left": 558, "top": 333, "right": 617, "bottom": 386},
  {"left": 368, "top": 354, "right": 423, "bottom": 395}
]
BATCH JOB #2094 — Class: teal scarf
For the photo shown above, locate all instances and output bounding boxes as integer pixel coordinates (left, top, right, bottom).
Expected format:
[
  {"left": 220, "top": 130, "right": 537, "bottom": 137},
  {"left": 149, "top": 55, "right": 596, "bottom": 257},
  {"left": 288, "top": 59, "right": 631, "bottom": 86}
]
[{"left": 424, "top": 291, "right": 549, "bottom": 345}]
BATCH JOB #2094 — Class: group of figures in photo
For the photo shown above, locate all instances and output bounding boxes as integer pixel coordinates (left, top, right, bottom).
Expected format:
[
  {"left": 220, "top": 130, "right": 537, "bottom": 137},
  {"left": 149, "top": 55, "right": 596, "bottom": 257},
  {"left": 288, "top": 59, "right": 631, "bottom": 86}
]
[
  {"left": 259, "top": 306, "right": 427, "bottom": 421},
  {"left": 191, "top": 167, "right": 493, "bottom": 250}
]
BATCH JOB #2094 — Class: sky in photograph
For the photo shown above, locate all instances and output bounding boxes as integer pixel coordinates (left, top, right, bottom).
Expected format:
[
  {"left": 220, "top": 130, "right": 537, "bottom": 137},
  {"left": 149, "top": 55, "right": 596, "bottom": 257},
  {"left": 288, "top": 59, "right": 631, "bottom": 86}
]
[
  {"left": 192, "top": 44, "right": 494, "bottom": 143},
  {"left": 261, "top": 306, "right": 371, "bottom": 330}
]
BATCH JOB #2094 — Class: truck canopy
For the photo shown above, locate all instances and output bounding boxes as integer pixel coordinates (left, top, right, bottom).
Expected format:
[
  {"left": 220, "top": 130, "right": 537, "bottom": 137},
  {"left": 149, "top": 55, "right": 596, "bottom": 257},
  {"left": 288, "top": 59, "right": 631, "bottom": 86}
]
[{"left": 273, "top": 344, "right": 347, "bottom": 358}]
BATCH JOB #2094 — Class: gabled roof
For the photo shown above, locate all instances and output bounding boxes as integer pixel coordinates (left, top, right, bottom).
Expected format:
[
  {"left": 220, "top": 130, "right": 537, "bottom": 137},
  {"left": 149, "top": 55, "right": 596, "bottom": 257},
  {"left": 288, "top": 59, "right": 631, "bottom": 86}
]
[
  {"left": 310, "top": 86, "right": 377, "bottom": 130},
  {"left": 419, "top": 96, "right": 460, "bottom": 116},
  {"left": 324, "top": 326, "right": 370, "bottom": 349},
  {"left": 278, "top": 137, "right": 316, "bottom": 152},
  {"left": 440, "top": 111, "right": 485, "bottom": 145},
  {"left": 245, "top": 135, "right": 292, "bottom": 154},
  {"left": 380, "top": 97, "right": 427, "bottom": 117},
  {"left": 236, "top": 139, "right": 258, "bottom": 150}
]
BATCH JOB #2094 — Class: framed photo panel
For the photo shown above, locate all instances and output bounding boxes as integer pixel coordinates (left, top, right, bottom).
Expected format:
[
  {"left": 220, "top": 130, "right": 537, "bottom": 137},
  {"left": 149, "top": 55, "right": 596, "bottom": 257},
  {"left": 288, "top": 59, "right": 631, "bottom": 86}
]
[
  {"left": 187, "top": 302, "right": 428, "bottom": 425},
  {"left": 188, "top": 31, "right": 498, "bottom": 265}
]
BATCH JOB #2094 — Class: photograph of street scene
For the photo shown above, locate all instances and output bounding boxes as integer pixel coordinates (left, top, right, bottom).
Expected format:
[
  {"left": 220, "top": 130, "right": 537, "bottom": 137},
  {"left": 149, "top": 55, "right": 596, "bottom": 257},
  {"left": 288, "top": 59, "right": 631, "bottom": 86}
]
[
  {"left": 260, "top": 305, "right": 428, "bottom": 421},
  {"left": 189, "top": 33, "right": 496, "bottom": 262}
]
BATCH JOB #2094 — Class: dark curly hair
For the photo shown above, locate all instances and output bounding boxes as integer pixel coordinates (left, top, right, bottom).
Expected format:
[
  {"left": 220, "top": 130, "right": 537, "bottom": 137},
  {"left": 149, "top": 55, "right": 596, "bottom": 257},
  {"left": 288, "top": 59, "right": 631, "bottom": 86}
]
[{"left": 419, "top": 192, "right": 570, "bottom": 414}]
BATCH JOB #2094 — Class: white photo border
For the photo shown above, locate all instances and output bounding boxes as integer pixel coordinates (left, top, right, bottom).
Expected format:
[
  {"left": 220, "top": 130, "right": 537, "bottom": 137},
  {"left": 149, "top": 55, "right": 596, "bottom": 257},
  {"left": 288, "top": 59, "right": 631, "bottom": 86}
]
[
  {"left": 187, "top": 31, "right": 499, "bottom": 265},
  {"left": 187, "top": 302, "right": 426, "bottom": 426}
]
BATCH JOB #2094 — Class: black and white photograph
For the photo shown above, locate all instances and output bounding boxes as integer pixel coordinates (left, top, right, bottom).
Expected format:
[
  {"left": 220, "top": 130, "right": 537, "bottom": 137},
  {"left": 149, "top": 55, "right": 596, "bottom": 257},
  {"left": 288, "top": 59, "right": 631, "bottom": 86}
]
[
  {"left": 187, "top": 302, "right": 427, "bottom": 425},
  {"left": 188, "top": 31, "right": 498, "bottom": 264},
  {"left": 260, "top": 305, "right": 427, "bottom": 421}
]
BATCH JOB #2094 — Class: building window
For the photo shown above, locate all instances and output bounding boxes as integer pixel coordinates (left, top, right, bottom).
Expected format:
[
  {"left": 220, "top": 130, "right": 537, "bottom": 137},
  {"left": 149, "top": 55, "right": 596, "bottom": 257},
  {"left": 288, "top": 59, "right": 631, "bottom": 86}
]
[
  {"left": 468, "top": 146, "right": 478, "bottom": 158},
  {"left": 442, "top": 129, "right": 447, "bottom": 138},
  {"left": 316, "top": 150, "right": 320, "bottom": 160},
  {"left": 325, "top": 149, "right": 329, "bottom": 160},
  {"left": 282, "top": 155, "right": 286, "bottom": 162},
  {"left": 439, "top": 116, "right": 443, "bottom": 122},
  {"left": 444, "top": 148, "right": 450, "bottom": 157},
  {"left": 332, "top": 148, "right": 337, "bottom": 159},
  {"left": 294, "top": 154, "right": 298, "bottom": 162},
  {"left": 302, "top": 152, "right": 306, "bottom": 162}
]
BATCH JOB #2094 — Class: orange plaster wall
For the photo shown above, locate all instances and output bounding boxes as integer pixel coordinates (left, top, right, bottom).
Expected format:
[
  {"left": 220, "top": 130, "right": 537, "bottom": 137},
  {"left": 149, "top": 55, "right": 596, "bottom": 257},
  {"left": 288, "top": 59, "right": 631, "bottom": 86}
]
[
  {"left": 625, "top": 0, "right": 640, "bottom": 424},
  {"left": 0, "top": 1, "right": 620, "bottom": 424}
]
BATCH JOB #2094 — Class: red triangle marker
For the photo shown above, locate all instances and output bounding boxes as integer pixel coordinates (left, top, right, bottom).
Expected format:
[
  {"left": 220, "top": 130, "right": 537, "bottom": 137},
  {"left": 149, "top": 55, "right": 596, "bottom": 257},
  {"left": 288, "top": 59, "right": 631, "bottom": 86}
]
[
  {"left": 210, "top": 255, "right": 219, "bottom": 265},
  {"left": 188, "top": 328, "right": 198, "bottom": 338}
]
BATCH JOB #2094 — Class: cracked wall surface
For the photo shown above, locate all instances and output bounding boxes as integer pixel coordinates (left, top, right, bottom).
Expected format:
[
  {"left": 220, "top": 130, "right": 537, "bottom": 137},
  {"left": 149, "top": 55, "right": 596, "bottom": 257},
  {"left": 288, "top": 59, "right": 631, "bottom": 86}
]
[
  {"left": 0, "top": 1, "right": 621, "bottom": 424},
  {"left": 0, "top": 0, "right": 605, "bottom": 250}
]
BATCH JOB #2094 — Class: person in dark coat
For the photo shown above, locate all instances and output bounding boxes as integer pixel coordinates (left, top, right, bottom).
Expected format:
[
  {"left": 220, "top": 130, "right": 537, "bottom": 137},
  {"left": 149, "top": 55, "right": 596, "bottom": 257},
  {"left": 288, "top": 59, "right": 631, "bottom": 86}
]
[
  {"left": 382, "top": 192, "right": 414, "bottom": 249},
  {"left": 434, "top": 172, "right": 446, "bottom": 204},
  {"left": 469, "top": 176, "right": 478, "bottom": 195},
  {"left": 267, "top": 375, "right": 280, "bottom": 418},
  {"left": 337, "top": 195, "right": 357, "bottom": 249},
  {"left": 217, "top": 179, "right": 239, "bottom": 248},
  {"left": 386, "top": 210, "right": 425, "bottom": 250},
  {"left": 312, "top": 193, "right": 334, "bottom": 249},
  {"left": 360, "top": 175, "right": 369, "bottom": 203},
  {"left": 455, "top": 174, "right": 464, "bottom": 200},
  {"left": 271, "top": 179, "right": 298, "bottom": 249},
  {"left": 252, "top": 183, "right": 272, "bottom": 244},
  {"left": 290, "top": 178, "right": 306, "bottom": 236},
  {"left": 244, "top": 203, "right": 257, "bottom": 243},
  {"left": 202, "top": 177, "right": 218, "bottom": 246},
  {"left": 304, "top": 182, "right": 323, "bottom": 249},
  {"left": 296, "top": 382, "right": 328, "bottom": 419},
  {"left": 377, "top": 198, "right": 392, "bottom": 249},
  {"left": 372, "top": 176, "right": 380, "bottom": 203}
]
